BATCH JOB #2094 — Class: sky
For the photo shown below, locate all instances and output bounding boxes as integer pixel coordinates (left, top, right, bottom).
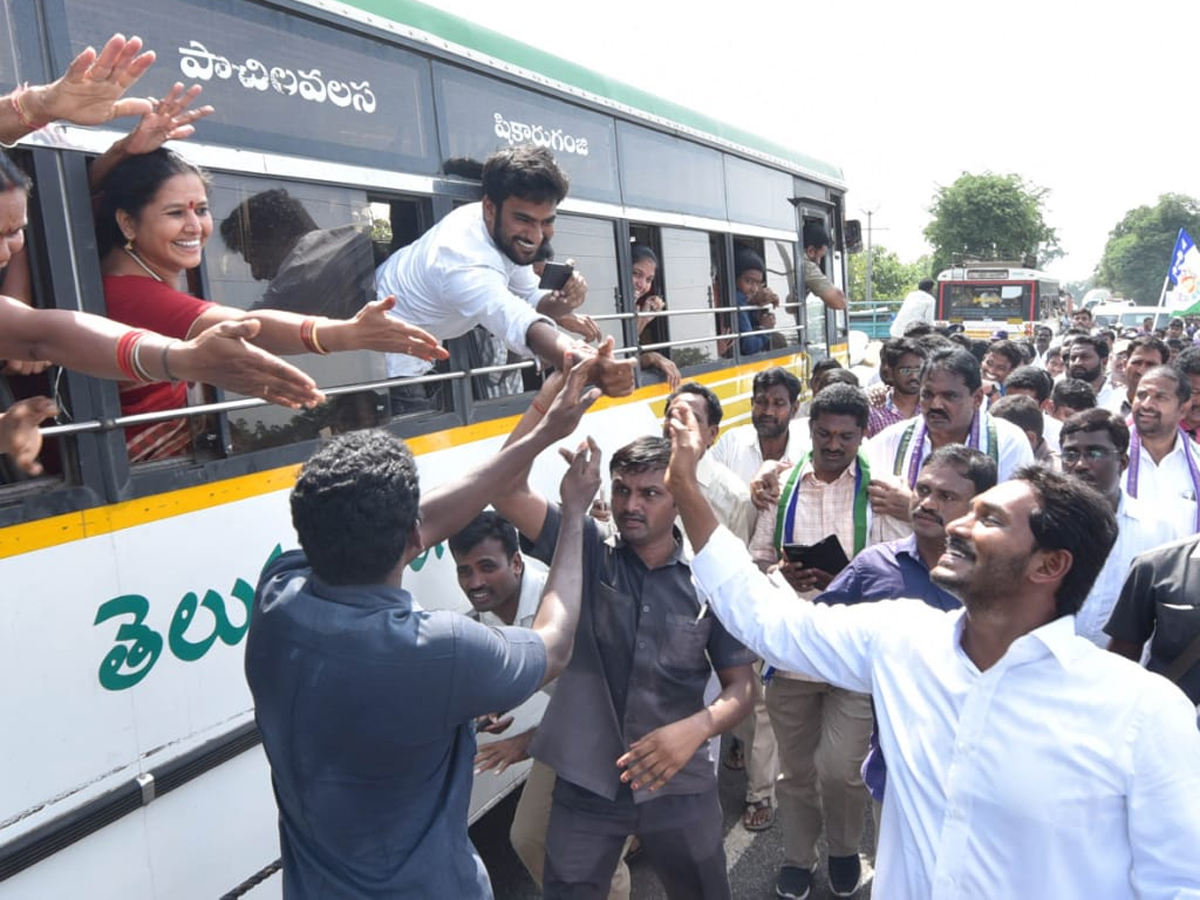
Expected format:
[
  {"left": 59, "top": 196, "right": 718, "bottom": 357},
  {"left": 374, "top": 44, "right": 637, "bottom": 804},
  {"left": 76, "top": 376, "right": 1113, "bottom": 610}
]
[{"left": 426, "top": 0, "right": 1200, "bottom": 284}]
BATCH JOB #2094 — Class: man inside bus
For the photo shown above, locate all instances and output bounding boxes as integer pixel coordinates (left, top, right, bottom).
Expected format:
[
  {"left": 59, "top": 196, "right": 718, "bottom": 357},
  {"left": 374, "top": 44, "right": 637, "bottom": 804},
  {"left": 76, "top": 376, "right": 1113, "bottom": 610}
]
[
  {"left": 375, "top": 145, "right": 635, "bottom": 405},
  {"left": 666, "top": 404, "right": 1200, "bottom": 899},
  {"left": 865, "top": 347, "right": 1034, "bottom": 542},
  {"left": 245, "top": 358, "right": 604, "bottom": 899},
  {"left": 452, "top": 511, "right": 633, "bottom": 900},
  {"left": 801, "top": 221, "right": 847, "bottom": 311},
  {"left": 490, "top": 377, "right": 757, "bottom": 900}
]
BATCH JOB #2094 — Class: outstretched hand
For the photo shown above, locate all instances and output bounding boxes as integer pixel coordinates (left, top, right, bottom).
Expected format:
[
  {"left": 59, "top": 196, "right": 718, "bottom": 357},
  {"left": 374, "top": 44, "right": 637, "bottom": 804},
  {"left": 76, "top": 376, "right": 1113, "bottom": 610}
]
[
  {"left": 536, "top": 352, "right": 601, "bottom": 443},
  {"left": 348, "top": 296, "right": 448, "bottom": 361},
  {"left": 121, "top": 83, "right": 213, "bottom": 155},
  {"left": 35, "top": 34, "right": 157, "bottom": 127},
  {"left": 664, "top": 399, "right": 705, "bottom": 496},
  {"left": 175, "top": 319, "right": 325, "bottom": 409},
  {"left": 590, "top": 335, "right": 636, "bottom": 398},
  {"left": 0, "top": 396, "right": 58, "bottom": 476}
]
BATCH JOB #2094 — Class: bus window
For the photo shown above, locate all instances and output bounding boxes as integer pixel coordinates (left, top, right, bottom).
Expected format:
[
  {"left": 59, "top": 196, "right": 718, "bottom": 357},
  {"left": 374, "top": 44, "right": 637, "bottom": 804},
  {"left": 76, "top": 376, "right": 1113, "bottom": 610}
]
[
  {"left": 660, "top": 228, "right": 721, "bottom": 368},
  {"left": 767, "top": 240, "right": 801, "bottom": 350},
  {"left": 205, "top": 175, "right": 412, "bottom": 453},
  {"left": 626, "top": 225, "right": 675, "bottom": 387}
]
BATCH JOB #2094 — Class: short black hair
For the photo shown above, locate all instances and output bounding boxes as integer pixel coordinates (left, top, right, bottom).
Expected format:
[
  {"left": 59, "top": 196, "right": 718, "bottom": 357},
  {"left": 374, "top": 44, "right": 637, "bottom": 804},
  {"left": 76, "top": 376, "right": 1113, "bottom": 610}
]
[
  {"left": 1051, "top": 377, "right": 1097, "bottom": 411},
  {"left": 882, "top": 337, "right": 927, "bottom": 370},
  {"left": 1127, "top": 334, "right": 1168, "bottom": 365},
  {"left": 1069, "top": 334, "right": 1109, "bottom": 360},
  {"left": 1004, "top": 365, "right": 1053, "bottom": 403},
  {"left": 918, "top": 278, "right": 935, "bottom": 293},
  {"left": 611, "top": 435, "right": 671, "bottom": 476},
  {"left": 667, "top": 381, "right": 723, "bottom": 427},
  {"left": 1017, "top": 465, "right": 1117, "bottom": 617},
  {"left": 1060, "top": 408, "right": 1129, "bottom": 454},
  {"left": 819, "top": 368, "right": 861, "bottom": 389},
  {"left": 0, "top": 150, "right": 31, "bottom": 193},
  {"left": 219, "top": 187, "right": 317, "bottom": 255},
  {"left": 986, "top": 339, "right": 1024, "bottom": 371},
  {"left": 1138, "top": 364, "right": 1191, "bottom": 404},
  {"left": 922, "top": 347, "right": 983, "bottom": 393},
  {"left": 923, "top": 443, "right": 998, "bottom": 495},
  {"left": 810, "top": 382, "right": 869, "bottom": 430},
  {"left": 1174, "top": 345, "right": 1200, "bottom": 377},
  {"left": 811, "top": 357, "right": 844, "bottom": 377},
  {"left": 752, "top": 367, "right": 802, "bottom": 404},
  {"left": 802, "top": 220, "right": 831, "bottom": 249},
  {"left": 481, "top": 145, "right": 569, "bottom": 208},
  {"left": 989, "top": 394, "right": 1043, "bottom": 440},
  {"left": 290, "top": 430, "right": 420, "bottom": 585},
  {"left": 448, "top": 510, "right": 519, "bottom": 560}
]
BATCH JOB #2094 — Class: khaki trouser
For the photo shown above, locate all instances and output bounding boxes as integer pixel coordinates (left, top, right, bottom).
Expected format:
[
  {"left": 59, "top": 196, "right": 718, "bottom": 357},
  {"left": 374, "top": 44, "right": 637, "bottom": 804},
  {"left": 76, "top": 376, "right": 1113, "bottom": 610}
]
[
  {"left": 732, "top": 661, "right": 779, "bottom": 805},
  {"left": 765, "top": 677, "right": 873, "bottom": 870},
  {"left": 510, "top": 759, "right": 631, "bottom": 900}
]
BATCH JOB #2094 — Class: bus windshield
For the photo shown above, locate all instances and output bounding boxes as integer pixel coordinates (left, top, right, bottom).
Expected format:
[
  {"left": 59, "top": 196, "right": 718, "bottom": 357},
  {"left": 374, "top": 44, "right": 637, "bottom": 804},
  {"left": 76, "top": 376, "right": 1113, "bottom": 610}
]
[{"left": 943, "top": 282, "right": 1031, "bottom": 320}]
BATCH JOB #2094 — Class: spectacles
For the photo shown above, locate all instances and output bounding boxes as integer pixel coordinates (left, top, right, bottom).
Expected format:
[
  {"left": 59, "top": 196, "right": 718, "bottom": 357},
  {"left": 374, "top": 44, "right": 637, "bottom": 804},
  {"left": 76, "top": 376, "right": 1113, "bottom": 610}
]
[
  {"left": 896, "top": 366, "right": 922, "bottom": 376},
  {"left": 1061, "top": 448, "right": 1119, "bottom": 464}
]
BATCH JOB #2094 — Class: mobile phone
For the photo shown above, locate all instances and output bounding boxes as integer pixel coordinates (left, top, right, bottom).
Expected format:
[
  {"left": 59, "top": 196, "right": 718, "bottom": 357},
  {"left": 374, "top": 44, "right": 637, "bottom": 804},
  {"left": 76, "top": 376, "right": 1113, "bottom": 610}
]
[{"left": 538, "top": 261, "right": 574, "bottom": 291}]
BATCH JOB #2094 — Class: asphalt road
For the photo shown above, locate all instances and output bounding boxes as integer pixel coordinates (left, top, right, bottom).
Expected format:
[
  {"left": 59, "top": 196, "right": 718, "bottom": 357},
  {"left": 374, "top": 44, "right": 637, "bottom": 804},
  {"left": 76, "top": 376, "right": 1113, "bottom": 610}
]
[{"left": 472, "top": 734, "right": 877, "bottom": 899}]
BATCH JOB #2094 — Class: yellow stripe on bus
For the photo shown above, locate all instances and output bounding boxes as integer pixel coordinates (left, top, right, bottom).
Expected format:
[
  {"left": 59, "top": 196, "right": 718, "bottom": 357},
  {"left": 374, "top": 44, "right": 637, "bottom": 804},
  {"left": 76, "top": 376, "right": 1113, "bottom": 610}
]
[{"left": 0, "top": 355, "right": 809, "bottom": 558}]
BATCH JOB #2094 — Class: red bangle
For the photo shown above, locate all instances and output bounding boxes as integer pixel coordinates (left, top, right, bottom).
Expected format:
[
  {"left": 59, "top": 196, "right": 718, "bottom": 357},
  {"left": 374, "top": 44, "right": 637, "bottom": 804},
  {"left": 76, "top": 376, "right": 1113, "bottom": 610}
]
[
  {"left": 531, "top": 398, "right": 548, "bottom": 416},
  {"left": 300, "top": 317, "right": 328, "bottom": 355},
  {"left": 116, "top": 329, "right": 152, "bottom": 382}
]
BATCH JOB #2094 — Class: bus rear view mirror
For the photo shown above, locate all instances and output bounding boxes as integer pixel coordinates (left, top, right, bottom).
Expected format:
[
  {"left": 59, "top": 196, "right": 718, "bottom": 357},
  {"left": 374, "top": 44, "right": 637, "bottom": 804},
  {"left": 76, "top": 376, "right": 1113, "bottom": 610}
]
[{"left": 844, "top": 219, "right": 863, "bottom": 253}]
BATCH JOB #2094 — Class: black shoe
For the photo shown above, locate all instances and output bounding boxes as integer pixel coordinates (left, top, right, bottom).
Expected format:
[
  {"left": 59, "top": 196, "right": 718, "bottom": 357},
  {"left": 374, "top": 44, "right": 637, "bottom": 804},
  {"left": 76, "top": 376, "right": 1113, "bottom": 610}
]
[
  {"left": 775, "top": 865, "right": 812, "bottom": 900},
  {"left": 828, "top": 854, "right": 863, "bottom": 897}
]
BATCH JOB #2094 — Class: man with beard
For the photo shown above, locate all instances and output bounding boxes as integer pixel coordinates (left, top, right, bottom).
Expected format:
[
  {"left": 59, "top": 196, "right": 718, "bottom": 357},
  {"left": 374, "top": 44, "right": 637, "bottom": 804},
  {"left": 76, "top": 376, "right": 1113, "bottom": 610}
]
[
  {"left": 1175, "top": 346, "right": 1200, "bottom": 442},
  {"left": 493, "top": 388, "right": 756, "bottom": 899},
  {"left": 1104, "top": 335, "right": 1168, "bottom": 417},
  {"left": 865, "top": 347, "right": 1033, "bottom": 543},
  {"left": 375, "top": 145, "right": 634, "bottom": 399},
  {"left": 867, "top": 338, "right": 924, "bottom": 437},
  {"left": 1059, "top": 409, "right": 1187, "bottom": 647},
  {"left": 1126, "top": 364, "right": 1200, "bottom": 534},
  {"left": 1066, "top": 334, "right": 1122, "bottom": 411},
  {"left": 664, "top": 404, "right": 1200, "bottom": 898}
]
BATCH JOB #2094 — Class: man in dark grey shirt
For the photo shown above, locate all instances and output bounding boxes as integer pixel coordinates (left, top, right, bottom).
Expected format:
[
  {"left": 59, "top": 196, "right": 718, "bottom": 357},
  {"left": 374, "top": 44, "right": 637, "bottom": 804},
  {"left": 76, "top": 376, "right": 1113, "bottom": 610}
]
[
  {"left": 495, "top": 385, "right": 756, "bottom": 900},
  {"left": 245, "top": 361, "right": 602, "bottom": 898}
]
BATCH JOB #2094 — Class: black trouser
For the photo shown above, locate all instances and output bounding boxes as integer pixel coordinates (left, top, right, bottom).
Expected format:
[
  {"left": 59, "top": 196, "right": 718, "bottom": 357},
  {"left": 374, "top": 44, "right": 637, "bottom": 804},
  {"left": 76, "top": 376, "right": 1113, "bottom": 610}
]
[{"left": 543, "top": 778, "right": 731, "bottom": 900}]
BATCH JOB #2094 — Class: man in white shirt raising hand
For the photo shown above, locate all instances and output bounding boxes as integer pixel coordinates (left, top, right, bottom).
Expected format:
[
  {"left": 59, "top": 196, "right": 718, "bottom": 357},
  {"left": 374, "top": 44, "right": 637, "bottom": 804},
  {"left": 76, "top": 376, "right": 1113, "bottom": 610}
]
[{"left": 664, "top": 401, "right": 1200, "bottom": 900}]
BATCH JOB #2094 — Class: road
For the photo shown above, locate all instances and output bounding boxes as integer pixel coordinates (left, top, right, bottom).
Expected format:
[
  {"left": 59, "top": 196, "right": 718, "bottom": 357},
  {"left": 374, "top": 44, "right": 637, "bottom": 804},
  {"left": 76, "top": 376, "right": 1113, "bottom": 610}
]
[{"left": 472, "top": 734, "right": 877, "bottom": 899}]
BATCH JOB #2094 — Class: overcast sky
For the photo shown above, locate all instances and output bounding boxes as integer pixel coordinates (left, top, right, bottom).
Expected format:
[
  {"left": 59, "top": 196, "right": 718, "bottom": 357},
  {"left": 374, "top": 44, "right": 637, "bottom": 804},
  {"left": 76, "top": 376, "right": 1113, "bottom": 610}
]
[{"left": 426, "top": 0, "right": 1199, "bottom": 284}]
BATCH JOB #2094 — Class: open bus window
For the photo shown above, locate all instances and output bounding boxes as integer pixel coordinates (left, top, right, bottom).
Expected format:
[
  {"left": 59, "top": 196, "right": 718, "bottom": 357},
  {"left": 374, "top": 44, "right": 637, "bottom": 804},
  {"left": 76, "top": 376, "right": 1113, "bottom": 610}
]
[
  {"left": 627, "top": 224, "right": 674, "bottom": 387},
  {"left": 202, "top": 174, "right": 423, "bottom": 454},
  {"left": 731, "top": 236, "right": 798, "bottom": 359},
  {"left": 654, "top": 228, "right": 721, "bottom": 368}
]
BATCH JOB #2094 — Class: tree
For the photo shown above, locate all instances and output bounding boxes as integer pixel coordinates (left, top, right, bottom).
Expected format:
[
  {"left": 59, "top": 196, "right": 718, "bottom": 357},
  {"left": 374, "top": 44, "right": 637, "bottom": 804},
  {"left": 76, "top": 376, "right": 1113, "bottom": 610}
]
[
  {"left": 1096, "top": 193, "right": 1200, "bottom": 304},
  {"left": 847, "top": 246, "right": 929, "bottom": 302},
  {"left": 924, "top": 173, "right": 1061, "bottom": 274}
]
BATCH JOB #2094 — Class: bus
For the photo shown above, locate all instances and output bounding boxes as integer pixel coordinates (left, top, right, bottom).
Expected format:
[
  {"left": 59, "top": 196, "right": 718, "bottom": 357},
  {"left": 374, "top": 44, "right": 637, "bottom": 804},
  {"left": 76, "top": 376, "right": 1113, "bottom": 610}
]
[
  {"left": 935, "top": 263, "right": 1059, "bottom": 339},
  {"left": 0, "top": 0, "right": 852, "bottom": 895}
]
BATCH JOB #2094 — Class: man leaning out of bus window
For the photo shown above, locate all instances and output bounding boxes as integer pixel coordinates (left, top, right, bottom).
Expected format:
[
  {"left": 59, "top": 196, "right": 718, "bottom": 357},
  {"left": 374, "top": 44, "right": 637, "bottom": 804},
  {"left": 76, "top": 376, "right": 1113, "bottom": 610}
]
[
  {"left": 374, "top": 144, "right": 635, "bottom": 404},
  {"left": 244, "top": 357, "right": 602, "bottom": 899}
]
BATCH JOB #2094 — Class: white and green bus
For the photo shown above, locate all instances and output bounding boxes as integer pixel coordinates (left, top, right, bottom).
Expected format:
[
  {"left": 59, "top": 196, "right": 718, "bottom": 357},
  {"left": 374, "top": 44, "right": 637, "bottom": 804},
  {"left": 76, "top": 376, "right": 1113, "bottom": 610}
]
[{"left": 0, "top": 0, "right": 852, "bottom": 895}]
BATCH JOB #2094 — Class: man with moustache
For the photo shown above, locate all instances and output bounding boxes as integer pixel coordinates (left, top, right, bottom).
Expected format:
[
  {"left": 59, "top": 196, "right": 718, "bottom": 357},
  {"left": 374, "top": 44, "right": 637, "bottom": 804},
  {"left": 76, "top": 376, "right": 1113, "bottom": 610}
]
[
  {"left": 818, "top": 445, "right": 997, "bottom": 823},
  {"left": 867, "top": 338, "right": 924, "bottom": 437},
  {"left": 1066, "top": 334, "right": 1122, "bottom": 412},
  {"left": 664, "top": 402, "right": 1200, "bottom": 899},
  {"left": 1059, "top": 409, "right": 1187, "bottom": 647},
  {"left": 375, "top": 145, "right": 634, "bottom": 400},
  {"left": 452, "top": 512, "right": 633, "bottom": 900},
  {"left": 865, "top": 347, "right": 1033, "bottom": 543},
  {"left": 1176, "top": 346, "right": 1200, "bottom": 442},
  {"left": 747, "top": 383, "right": 875, "bottom": 899},
  {"left": 1126, "top": 364, "right": 1200, "bottom": 535},
  {"left": 711, "top": 367, "right": 808, "bottom": 488},
  {"left": 492, "top": 382, "right": 756, "bottom": 899},
  {"left": 1105, "top": 335, "right": 1168, "bottom": 417},
  {"left": 1032, "top": 325, "right": 1054, "bottom": 367}
]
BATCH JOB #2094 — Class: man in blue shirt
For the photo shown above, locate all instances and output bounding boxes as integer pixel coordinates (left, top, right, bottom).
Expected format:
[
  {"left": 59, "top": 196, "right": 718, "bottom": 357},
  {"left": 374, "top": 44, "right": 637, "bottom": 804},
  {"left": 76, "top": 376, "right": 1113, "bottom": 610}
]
[{"left": 245, "top": 359, "right": 602, "bottom": 899}]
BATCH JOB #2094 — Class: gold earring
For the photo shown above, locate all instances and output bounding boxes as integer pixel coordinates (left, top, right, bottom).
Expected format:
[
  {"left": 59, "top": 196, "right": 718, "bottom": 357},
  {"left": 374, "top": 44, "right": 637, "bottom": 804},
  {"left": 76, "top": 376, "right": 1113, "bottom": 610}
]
[{"left": 124, "top": 236, "right": 134, "bottom": 252}]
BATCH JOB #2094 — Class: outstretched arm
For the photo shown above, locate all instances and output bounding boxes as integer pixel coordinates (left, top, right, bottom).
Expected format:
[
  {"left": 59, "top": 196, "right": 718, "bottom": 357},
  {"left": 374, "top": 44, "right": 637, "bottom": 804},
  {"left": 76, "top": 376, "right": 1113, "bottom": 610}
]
[{"left": 1, "top": 35, "right": 156, "bottom": 145}]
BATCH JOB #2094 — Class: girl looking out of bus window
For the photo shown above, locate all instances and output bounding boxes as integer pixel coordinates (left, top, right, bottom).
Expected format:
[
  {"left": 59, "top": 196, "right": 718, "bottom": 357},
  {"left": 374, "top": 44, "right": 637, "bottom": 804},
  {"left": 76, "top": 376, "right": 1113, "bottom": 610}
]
[
  {"left": 95, "top": 147, "right": 447, "bottom": 462},
  {"left": 631, "top": 245, "right": 680, "bottom": 389}
]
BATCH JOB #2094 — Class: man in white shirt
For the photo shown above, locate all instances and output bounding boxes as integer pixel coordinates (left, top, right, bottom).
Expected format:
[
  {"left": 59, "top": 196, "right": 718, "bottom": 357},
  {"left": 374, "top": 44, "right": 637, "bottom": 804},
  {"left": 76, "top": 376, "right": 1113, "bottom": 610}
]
[
  {"left": 1059, "top": 410, "right": 1188, "bottom": 646},
  {"left": 866, "top": 347, "right": 1034, "bottom": 543},
  {"left": 1066, "top": 334, "right": 1123, "bottom": 412},
  {"left": 889, "top": 279, "right": 936, "bottom": 339},
  {"left": 1127, "top": 364, "right": 1200, "bottom": 534},
  {"left": 710, "top": 367, "right": 810, "bottom": 485},
  {"left": 1104, "top": 335, "right": 1168, "bottom": 418},
  {"left": 375, "top": 145, "right": 634, "bottom": 396},
  {"left": 664, "top": 405, "right": 1200, "bottom": 900}
]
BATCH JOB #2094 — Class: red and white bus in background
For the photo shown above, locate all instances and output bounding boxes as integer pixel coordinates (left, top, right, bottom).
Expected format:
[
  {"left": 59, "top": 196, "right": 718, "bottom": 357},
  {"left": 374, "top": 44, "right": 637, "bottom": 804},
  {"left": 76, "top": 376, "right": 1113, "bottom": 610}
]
[{"left": 936, "top": 263, "right": 1059, "bottom": 338}]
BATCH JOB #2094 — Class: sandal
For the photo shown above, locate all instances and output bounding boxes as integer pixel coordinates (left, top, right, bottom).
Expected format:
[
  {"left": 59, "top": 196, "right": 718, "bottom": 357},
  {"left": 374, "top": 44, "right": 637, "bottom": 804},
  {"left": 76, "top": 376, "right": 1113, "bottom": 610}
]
[
  {"left": 742, "top": 798, "right": 775, "bottom": 832},
  {"left": 723, "top": 738, "right": 745, "bottom": 771}
]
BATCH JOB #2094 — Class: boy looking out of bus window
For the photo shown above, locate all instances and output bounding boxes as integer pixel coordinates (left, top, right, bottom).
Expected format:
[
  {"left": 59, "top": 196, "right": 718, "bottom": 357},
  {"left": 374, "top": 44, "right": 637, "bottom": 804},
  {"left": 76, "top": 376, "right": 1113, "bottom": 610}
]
[
  {"left": 374, "top": 145, "right": 634, "bottom": 405},
  {"left": 245, "top": 358, "right": 602, "bottom": 899},
  {"left": 452, "top": 511, "right": 633, "bottom": 900}
]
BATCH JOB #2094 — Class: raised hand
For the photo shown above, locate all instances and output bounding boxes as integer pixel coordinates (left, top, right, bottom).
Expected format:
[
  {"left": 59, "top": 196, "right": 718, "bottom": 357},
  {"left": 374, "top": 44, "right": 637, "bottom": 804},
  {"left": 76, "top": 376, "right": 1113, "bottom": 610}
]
[
  {"left": 558, "top": 435, "right": 601, "bottom": 515},
  {"left": 0, "top": 396, "right": 57, "bottom": 476},
  {"left": 590, "top": 334, "right": 636, "bottom": 398},
  {"left": 121, "top": 83, "right": 213, "bottom": 155},
  {"left": 33, "top": 34, "right": 157, "bottom": 127}
]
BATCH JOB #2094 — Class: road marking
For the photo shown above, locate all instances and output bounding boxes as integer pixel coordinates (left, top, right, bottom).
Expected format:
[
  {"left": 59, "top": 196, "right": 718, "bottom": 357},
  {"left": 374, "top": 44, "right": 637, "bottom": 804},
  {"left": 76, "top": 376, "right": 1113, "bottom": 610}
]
[{"left": 724, "top": 821, "right": 757, "bottom": 870}]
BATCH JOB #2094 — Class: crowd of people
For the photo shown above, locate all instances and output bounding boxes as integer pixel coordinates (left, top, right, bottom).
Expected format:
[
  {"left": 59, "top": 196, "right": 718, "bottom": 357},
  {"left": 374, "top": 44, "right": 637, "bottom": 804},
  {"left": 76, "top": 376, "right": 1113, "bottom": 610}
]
[{"left": 6, "top": 29, "right": 1200, "bottom": 900}]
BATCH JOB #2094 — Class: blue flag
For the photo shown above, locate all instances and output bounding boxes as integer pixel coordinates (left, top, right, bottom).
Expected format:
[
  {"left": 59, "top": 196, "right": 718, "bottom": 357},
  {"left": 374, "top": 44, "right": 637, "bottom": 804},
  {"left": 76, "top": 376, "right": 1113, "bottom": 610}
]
[{"left": 1169, "top": 228, "right": 1197, "bottom": 285}]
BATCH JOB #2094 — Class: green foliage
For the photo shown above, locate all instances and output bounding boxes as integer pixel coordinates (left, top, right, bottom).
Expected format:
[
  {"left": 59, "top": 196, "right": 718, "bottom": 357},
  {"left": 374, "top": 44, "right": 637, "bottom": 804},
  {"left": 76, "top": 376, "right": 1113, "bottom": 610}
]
[
  {"left": 1096, "top": 193, "right": 1200, "bottom": 304},
  {"left": 924, "top": 173, "right": 1060, "bottom": 274},
  {"left": 847, "top": 245, "right": 931, "bottom": 301}
]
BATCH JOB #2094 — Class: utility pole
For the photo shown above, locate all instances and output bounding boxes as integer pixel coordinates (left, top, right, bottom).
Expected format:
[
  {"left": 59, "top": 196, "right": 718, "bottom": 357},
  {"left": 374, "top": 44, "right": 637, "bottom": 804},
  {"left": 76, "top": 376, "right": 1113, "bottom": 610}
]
[{"left": 865, "top": 209, "right": 874, "bottom": 305}]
